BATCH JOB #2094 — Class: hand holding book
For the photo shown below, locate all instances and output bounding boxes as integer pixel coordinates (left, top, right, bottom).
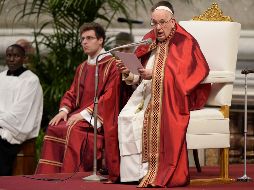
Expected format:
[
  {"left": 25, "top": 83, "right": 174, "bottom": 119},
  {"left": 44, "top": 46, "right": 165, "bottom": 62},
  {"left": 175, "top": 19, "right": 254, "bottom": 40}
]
[{"left": 113, "top": 51, "right": 143, "bottom": 75}]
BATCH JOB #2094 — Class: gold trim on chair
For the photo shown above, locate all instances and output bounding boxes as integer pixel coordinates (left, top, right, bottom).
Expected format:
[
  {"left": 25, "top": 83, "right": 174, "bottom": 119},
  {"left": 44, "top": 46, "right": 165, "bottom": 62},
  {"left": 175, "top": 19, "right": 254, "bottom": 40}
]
[
  {"left": 190, "top": 148, "right": 235, "bottom": 185},
  {"left": 220, "top": 148, "right": 229, "bottom": 179},
  {"left": 192, "top": 3, "right": 233, "bottom": 22},
  {"left": 190, "top": 177, "right": 235, "bottom": 185},
  {"left": 220, "top": 105, "right": 230, "bottom": 118}
]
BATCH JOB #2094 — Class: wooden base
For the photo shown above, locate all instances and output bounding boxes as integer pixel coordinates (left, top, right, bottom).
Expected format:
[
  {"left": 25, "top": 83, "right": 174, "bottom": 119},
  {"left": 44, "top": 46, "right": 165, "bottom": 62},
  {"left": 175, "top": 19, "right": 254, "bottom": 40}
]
[
  {"left": 12, "top": 138, "right": 36, "bottom": 175},
  {"left": 190, "top": 177, "right": 235, "bottom": 185},
  {"left": 190, "top": 148, "right": 230, "bottom": 185}
]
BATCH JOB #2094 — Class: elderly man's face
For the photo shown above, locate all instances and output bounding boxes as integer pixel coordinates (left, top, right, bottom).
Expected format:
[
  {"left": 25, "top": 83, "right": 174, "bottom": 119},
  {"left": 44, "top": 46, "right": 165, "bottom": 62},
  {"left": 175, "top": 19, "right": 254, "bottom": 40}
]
[{"left": 151, "top": 9, "right": 175, "bottom": 42}]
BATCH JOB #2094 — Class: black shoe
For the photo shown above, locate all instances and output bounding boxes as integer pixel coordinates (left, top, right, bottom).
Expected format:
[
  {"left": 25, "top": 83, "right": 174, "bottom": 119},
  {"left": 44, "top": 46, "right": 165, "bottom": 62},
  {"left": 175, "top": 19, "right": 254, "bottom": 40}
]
[{"left": 98, "top": 168, "right": 109, "bottom": 175}]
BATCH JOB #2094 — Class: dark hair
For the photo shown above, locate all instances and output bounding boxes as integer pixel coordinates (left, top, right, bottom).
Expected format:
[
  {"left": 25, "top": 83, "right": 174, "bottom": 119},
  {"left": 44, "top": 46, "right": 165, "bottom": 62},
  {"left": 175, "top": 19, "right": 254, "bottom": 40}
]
[
  {"left": 79, "top": 22, "right": 106, "bottom": 45},
  {"left": 151, "top": 1, "right": 174, "bottom": 14},
  {"left": 115, "top": 32, "right": 134, "bottom": 46},
  {"left": 7, "top": 44, "right": 26, "bottom": 56}
]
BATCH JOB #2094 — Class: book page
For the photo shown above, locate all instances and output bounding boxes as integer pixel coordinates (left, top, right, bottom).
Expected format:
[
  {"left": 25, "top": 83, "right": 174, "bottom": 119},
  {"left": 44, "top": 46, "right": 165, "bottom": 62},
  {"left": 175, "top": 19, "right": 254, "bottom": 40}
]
[{"left": 113, "top": 51, "right": 143, "bottom": 75}]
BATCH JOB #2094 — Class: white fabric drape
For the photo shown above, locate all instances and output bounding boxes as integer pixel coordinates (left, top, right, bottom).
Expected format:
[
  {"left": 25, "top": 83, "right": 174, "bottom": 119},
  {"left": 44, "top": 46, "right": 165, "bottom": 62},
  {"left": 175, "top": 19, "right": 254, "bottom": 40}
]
[{"left": 118, "top": 51, "right": 155, "bottom": 182}]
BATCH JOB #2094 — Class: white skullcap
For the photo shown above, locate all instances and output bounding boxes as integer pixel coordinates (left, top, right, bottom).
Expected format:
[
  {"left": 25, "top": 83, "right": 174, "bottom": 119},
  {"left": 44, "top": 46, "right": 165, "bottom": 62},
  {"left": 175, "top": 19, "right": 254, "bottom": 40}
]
[{"left": 155, "top": 6, "right": 174, "bottom": 15}]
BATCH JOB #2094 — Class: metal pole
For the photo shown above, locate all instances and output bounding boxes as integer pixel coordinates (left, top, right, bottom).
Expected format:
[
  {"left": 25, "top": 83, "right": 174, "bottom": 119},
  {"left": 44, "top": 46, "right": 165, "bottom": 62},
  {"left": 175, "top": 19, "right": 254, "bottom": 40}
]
[
  {"left": 83, "top": 53, "right": 107, "bottom": 181},
  {"left": 82, "top": 40, "right": 151, "bottom": 181},
  {"left": 237, "top": 73, "right": 252, "bottom": 182}
]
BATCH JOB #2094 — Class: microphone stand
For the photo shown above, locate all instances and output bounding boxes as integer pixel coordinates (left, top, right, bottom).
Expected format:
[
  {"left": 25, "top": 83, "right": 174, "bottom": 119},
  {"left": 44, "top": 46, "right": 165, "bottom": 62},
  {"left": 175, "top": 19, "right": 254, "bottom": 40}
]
[
  {"left": 83, "top": 39, "right": 152, "bottom": 182},
  {"left": 83, "top": 52, "right": 109, "bottom": 182},
  {"left": 237, "top": 69, "right": 252, "bottom": 182}
]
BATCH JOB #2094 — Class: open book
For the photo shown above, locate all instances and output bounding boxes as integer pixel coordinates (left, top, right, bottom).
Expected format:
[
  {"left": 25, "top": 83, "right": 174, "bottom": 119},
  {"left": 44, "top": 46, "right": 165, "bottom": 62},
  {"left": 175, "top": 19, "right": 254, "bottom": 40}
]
[{"left": 113, "top": 51, "right": 143, "bottom": 75}]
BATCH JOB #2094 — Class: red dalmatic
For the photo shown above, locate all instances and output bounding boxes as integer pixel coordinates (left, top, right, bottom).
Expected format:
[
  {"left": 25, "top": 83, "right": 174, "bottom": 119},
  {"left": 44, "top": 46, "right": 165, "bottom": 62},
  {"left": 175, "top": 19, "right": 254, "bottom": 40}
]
[{"left": 36, "top": 56, "right": 121, "bottom": 182}]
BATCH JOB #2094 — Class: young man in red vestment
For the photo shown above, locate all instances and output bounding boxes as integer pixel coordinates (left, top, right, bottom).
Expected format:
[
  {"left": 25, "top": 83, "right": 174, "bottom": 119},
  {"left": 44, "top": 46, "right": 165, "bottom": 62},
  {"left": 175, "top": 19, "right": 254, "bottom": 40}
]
[
  {"left": 117, "top": 1, "right": 211, "bottom": 187},
  {"left": 36, "top": 22, "right": 120, "bottom": 183}
]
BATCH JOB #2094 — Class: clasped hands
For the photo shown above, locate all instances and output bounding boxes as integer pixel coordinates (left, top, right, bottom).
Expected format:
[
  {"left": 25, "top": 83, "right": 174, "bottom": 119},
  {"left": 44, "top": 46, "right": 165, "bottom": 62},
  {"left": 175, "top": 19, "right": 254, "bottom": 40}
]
[{"left": 116, "top": 60, "right": 152, "bottom": 80}]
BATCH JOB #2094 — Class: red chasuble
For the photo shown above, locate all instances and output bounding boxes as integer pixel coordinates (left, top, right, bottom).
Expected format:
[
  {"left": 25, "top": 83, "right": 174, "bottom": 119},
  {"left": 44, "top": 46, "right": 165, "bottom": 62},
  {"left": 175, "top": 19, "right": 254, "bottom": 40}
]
[
  {"left": 36, "top": 56, "right": 120, "bottom": 182},
  {"left": 136, "top": 24, "right": 211, "bottom": 187}
]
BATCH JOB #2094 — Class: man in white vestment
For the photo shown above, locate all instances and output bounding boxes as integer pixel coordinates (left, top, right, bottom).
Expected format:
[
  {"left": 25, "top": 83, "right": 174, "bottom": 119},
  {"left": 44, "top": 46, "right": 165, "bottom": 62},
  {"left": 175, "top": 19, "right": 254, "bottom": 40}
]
[{"left": 0, "top": 44, "right": 43, "bottom": 176}]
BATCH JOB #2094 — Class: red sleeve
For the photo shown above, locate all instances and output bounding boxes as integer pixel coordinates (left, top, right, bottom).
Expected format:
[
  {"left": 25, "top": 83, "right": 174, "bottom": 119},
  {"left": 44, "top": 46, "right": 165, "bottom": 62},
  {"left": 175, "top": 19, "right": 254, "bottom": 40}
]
[
  {"left": 180, "top": 39, "right": 210, "bottom": 95},
  {"left": 180, "top": 39, "right": 211, "bottom": 110},
  {"left": 167, "top": 30, "right": 211, "bottom": 113},
  {"left": 59, "top": 64, "right": 83, "bottom": 112}
]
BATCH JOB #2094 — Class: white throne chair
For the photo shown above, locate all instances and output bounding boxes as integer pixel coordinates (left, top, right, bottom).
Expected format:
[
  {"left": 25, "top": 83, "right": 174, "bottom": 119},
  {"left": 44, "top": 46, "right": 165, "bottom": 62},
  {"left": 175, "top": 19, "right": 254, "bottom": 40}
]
[{"left": 179, "top": 16, "right": 241, "bottom": 183}]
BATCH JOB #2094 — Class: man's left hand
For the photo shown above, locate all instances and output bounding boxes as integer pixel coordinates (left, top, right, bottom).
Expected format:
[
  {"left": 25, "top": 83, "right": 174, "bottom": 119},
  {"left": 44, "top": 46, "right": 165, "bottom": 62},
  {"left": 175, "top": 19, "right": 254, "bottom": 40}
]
[
  {"left": 66, "top": 113, "right": 84, "bottom": 127},
  {"left": 138, "top": 68, "right": 152, "bottom": 80}
]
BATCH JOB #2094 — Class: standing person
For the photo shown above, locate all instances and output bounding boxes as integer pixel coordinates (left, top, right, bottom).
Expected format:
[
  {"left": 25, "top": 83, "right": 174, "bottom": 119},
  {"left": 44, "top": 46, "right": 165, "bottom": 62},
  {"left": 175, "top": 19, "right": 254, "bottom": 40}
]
[
  {"left": 36, "top": 22, "right": 120, "bottom": 183},
  {"left": 0, "top": 44, "right": 43, "bottom": 176},
  {"left": 115, "top": 32, "right": 135, "bottom": 53},
  {"left": 16, "top": 39, "right": 35, "bottom": 56},
  {"left": 117, "top": 1, "right": 211, "bottom": 187},
  {"left": 16, "top": 39, "right": 35, "bottom": 66},
  {"left": 115, "top": 32, "right": 136, "bottom": 110}
]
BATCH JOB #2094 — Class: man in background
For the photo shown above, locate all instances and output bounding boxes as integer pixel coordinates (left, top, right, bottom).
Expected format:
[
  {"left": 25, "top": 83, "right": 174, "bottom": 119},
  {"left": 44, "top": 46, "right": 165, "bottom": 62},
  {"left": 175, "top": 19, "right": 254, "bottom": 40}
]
[
  {"left": 115, "top": 32, "right": 135, "bottom": 53},
  {"left": 16, "top": 39, "right": 35, "bottom": 56},
  {"left": 16, "top": 39, "right": 35, "bottom": 70}
]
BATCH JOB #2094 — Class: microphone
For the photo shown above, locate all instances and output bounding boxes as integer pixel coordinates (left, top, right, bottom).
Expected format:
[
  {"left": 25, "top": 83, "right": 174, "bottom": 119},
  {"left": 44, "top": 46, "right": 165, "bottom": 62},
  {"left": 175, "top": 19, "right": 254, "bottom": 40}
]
[
  {"left": 117, "top": 17, "right": 143, "bottom": 24},
  {"left": 108, "top": 38, "right": 153, "bottom": 53},
  {"left": 95, "top": 38, "right": 153, "bottom": 65},
  {"left": 241, "top": 69, "right": 254, "bottom": 75}
]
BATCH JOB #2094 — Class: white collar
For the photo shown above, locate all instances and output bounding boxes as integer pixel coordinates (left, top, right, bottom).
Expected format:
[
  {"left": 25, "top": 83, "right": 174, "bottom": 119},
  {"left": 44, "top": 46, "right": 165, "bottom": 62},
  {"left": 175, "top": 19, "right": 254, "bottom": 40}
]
[{"left": 87, "top": 49, "right": 111, "bottom": 65}]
